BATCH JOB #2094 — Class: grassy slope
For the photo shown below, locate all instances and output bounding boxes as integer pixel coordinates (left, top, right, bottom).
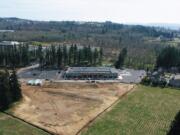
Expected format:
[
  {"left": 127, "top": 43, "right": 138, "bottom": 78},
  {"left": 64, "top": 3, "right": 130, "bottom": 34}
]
[
  {"left": 82, "top": 85, "right": 180, "bottom": 135},
  {"left": 0, "top": 112, "right": 50, "bottom": 135}
]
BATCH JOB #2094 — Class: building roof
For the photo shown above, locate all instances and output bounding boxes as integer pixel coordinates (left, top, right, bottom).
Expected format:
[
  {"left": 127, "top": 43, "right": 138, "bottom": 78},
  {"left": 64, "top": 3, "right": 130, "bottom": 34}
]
[
  {"left": 66, "top": 67, "right": 118, "bottom": 74},
  {"left": 0, "top": 41, "right": 20, "bottom": 46},
  {"left": 0, "top": 30, "right": 14, "bottom": 33},
  {"left": 174, "top": 75, "right": 180, "bottom": 80}
]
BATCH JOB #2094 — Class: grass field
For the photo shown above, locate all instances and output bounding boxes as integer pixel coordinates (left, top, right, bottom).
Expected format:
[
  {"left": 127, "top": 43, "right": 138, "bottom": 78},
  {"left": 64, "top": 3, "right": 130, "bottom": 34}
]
[
  {"left": 82, "top": 85, "right": 180, "bottom": 135},
  {"left": 0, "top": 112, "right": 50, "bottom": 135}
]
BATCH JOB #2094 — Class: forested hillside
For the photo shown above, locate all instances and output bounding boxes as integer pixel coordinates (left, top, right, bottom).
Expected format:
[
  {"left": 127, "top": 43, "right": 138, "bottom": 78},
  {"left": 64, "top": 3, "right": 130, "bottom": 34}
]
[{"left": 0, "top": 18, "right": 180, "bottom": 69}]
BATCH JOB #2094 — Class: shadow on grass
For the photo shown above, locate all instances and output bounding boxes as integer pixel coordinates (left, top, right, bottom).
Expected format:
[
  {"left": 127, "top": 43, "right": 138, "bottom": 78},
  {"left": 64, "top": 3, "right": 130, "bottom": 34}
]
[{"left": 167, "top": 111, "right": 180, "bottom": 135}]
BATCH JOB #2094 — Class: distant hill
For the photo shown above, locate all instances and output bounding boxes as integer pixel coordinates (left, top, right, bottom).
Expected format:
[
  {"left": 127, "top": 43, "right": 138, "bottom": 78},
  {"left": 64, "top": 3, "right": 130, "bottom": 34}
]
[
  {"left": 0, "top": 17, "right": 179, "bottom": 69},
  {"left": 144, "top": 23, "right": 180, "bottom": 30}
]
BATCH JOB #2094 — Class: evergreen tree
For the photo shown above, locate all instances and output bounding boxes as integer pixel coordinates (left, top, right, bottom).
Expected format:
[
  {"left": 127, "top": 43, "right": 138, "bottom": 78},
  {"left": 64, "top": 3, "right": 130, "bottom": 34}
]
[
  {"left": 87, "top": 45, "right": 93, "bottom": 65},
  {"left": 0, "top": 70, "right": 22, "bottom": 110},
  {"left": 48, "top": 45, "right": 56, "bottom": 66},
  {"left": 0, "top": 70, "right": 12, "bottom": 110},
  {"left": 115, "top": 48, "right": 127, "bottom": 69},
  {"left": 77, "top": 49, "right": 81, "bottom": 65},
  {"left": 63, "top": 45, "right": 67, "bottom": 66},
  {"left": 99, "top": 47, "right": 103, "bottom": 65},
  {"left": 156, "top": 46, "right": 179, "bottom": 68},
  {"left": 37, "top": 45, "right": 44, "bottom": 68},
  {"left": 93, "top": 48, "right": 99, "bottom": 65},
  {"left": 9, "top": 70, "right": 22, "bottom": 101},
  {"left": 57, "top": 46, "right": 63, "bottom": 67},
  {"left": 73, "top": 44, "right": 78, "bottom": 65},
  {"left": 45, "top": 48, "right": 50, "bottom": 66},
  {"left": 68, "top": 45, "right": 73, "bottom": 65}
]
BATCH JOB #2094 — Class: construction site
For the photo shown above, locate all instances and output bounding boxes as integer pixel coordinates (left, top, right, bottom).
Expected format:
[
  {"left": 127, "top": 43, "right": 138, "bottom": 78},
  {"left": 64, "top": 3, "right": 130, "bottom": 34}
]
[{"left": 11, "top": 81, "right": 134, "bottom": 135}]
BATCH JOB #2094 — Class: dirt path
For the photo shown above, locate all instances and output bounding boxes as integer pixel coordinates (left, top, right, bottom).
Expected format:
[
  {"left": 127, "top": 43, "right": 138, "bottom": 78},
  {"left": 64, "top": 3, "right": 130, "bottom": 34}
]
[{"left": 17, "top": 64, "right": 39, "bottom": 74}]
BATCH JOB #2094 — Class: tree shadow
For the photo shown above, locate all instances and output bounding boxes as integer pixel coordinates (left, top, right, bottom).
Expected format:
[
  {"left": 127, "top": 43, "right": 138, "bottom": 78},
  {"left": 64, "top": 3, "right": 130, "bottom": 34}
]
[{"left": 167, "top": 111, "right": 180, "bottom": 135}]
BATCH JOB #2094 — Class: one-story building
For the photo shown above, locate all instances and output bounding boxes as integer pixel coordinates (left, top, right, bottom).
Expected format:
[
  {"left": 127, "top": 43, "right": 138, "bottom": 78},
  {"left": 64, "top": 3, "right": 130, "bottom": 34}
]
[
  {"left": 0, "top": 41, "right": 20, "bottom": 46},
  {"left": 169, "top": 75, "right": 180, "bottom": 88},
  {"left": 64, "top": 67, "right": 118, "bottom": 80}
]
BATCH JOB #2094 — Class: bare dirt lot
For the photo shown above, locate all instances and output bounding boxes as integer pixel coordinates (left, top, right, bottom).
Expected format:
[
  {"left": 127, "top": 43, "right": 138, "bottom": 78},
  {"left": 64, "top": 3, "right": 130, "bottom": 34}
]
[{"left": 12, "top": 82, "right": 134, "bottom": 135}]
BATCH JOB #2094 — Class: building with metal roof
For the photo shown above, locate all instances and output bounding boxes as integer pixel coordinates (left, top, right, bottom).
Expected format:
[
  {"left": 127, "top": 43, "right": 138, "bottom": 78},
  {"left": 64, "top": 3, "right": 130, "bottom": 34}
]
[
  {"left": 64, "top": 67, "right": 118, "bottom": 80},
  {"left": 169, "top": 74, "right": 180, "bottom": 88},
  {"left": 0, "top": 41, "right": 20, "bottom": 46}
]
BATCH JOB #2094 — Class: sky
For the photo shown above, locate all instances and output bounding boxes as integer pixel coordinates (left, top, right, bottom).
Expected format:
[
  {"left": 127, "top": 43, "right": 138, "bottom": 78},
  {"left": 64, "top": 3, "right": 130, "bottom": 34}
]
[{"left": 0, "top": 0, "right": 180, "bottom": 24}]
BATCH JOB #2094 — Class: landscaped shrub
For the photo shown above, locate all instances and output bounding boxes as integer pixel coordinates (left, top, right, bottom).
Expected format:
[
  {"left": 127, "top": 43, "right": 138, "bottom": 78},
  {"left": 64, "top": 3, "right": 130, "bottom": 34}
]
[{"left": 141, "top": 76, "right": 151, "bottom": 85}]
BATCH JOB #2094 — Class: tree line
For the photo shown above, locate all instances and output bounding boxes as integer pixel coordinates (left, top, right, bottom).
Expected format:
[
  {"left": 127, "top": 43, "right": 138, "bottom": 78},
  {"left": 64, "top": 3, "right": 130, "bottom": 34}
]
[
  {"left": 0, "top": 44, "right": 35, "bottom": 67},
  {"left": 114, "top": 46, "right": 180, "bottom": 71},
  {"left": 38, "top": 44, "right": 103, "bottom": 68},
  {"left": 0, "top": 70, "right": 22, "bottom": 110},
  {"left": 0, "top": 44, "right": 103, "bottom": 69},
  {"left": 156, "top": 46, "right": 180, "bottom": 70}
]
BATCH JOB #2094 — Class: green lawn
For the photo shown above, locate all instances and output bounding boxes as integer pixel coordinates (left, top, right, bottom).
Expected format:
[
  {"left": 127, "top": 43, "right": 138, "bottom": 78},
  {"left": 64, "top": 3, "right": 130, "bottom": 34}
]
[
  {"left": 0, "top": 112, "right": 50, "bottom": 135},
  {"left": 82, "top": 85, "right": 180, "bottom": 135}
]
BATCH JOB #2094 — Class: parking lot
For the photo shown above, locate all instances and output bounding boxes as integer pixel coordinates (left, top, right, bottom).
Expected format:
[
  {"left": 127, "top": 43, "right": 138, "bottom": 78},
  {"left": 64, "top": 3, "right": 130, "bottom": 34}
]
[
  {"left": 118, "top": 69, "right": 146, "bottom": 83},
  {"left": 18, "top": 69, "right": 63, "bottom": 80},
  {"left": 18, "top": 68, "right": 146, "bottom": 84}
]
